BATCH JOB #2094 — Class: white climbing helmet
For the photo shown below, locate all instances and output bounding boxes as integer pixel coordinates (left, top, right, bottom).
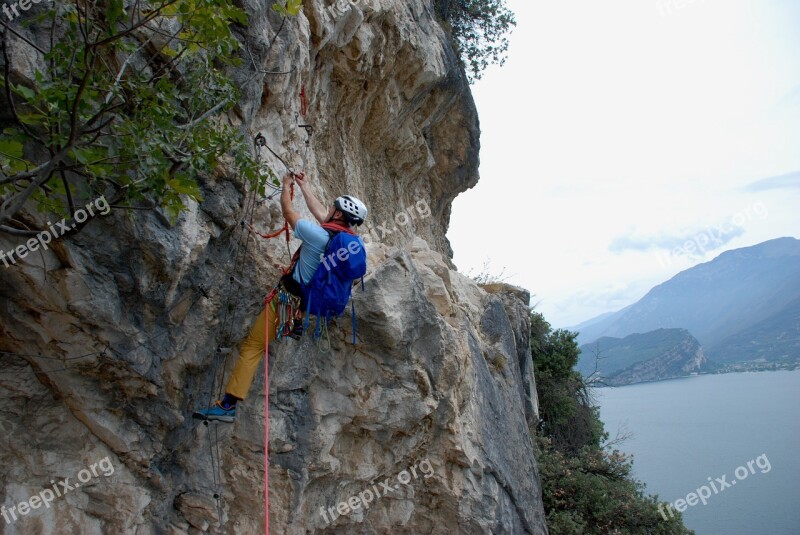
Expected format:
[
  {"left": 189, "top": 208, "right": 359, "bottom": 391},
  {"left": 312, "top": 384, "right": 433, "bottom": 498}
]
[{"left": 334, "top": 195, "right": 368, "bottom": 226}]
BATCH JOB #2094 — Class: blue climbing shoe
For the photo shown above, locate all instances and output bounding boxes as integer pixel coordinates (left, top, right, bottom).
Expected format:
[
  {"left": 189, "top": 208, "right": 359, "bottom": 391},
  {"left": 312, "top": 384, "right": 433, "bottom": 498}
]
[{"left": 192, "top": 401, "right": 236, "bottom": 423}]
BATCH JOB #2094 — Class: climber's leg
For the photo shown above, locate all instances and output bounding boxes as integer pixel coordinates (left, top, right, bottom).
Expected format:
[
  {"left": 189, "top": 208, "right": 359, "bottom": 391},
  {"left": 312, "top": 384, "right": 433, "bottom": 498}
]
[
  {"left": 192, "top": 303, "right": 278, "bottom": 422},
  {"left": 226, "top": 303, "right": 278, "bottom": 400}
]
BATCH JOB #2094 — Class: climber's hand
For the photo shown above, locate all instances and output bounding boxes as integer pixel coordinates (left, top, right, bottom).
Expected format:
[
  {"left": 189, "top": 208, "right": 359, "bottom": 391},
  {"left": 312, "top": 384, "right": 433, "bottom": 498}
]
[
  {"left": 293, "top": 172, "right": 307, "bottom": 189},
  {"left": 282, "top": 173, "right": 295, "bottom": 187}
]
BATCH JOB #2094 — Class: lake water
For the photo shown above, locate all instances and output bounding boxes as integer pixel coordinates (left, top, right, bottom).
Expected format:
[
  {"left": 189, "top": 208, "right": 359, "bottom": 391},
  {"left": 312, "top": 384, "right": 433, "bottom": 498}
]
[{"left": 596, "top": 370, "right": 800, "bottom": 535}]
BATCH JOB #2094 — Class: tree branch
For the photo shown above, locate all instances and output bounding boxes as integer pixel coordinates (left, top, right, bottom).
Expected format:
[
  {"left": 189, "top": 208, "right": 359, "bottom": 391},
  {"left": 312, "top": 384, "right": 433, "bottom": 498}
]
[
  {"left": 91, "top": 0, "right": 181, "bottom": 48},
  {"left": 2, "top": 38, "right": 39, "bottom": 141},
  {"left": 0, "top": 22, "right": 47, "bottom": 54},
  {"left": 177, "top": 98, "right": 230, "bottom": 130},
  {"left": 0, "top": 147, "right": 70, "bottom": 224},
  {"left": 0, "top": 224, "right": 41, "bottom": 236}
]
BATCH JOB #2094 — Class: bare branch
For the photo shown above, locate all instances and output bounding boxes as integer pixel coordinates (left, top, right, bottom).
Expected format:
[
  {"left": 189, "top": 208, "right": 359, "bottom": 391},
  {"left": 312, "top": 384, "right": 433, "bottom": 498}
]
[
  {"left": 2, "top": 38, "right": 40, "bottom": 141},
  {"left": 177, "top": 98, "right": 231, "bottom": 130},
  {"left": 67, "top": 47, "right": 97, "bottom": 145},
  {"left": 91, "top": 0, "right": 181, "bottom": 48},
  {"left": 0, "top": 146, "right": 71, "bottom": 224},
  {"left": 602, "top": 422, "right": 633, "bottom": 450},
  {"left": 104, "top": 34, "right": 155, "bottom": 105},
  {"left": 0, "top": 224, "right": 41, "bottom": 236},
  {"left": 585, "top": 343, "right": 608, "bottom": 388},
  {"left": 0, "top": 22, "right": 47, "bottom": 54}
]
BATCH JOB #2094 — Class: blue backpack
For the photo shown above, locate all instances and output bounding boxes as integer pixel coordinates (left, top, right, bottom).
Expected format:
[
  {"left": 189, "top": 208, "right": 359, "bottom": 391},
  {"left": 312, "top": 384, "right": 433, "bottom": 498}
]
[{"left": 300, "top": 228, "right": 367, "bottom": 342}]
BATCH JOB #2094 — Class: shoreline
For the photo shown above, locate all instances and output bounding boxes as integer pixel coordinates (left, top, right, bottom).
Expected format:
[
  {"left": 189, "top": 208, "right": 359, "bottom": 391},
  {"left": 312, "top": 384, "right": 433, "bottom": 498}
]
[{"left": 592, "top": 361, "right": 800, "bottom": 389}]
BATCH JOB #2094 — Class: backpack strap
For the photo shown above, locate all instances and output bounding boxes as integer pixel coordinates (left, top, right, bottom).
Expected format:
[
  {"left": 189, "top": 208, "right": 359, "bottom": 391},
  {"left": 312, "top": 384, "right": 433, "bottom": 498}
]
[
  {"left": 303, "top": 292, "right": 312, "bottom": 333},
  {"left": 286, "top": 246, "right": 304, "bottom": 283}
]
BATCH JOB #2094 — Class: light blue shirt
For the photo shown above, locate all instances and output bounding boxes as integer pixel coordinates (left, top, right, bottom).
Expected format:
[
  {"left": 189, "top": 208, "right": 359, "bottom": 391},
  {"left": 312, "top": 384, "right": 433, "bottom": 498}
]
[{"left": 292, "top": 220, "right": 331, "bottom": 284}]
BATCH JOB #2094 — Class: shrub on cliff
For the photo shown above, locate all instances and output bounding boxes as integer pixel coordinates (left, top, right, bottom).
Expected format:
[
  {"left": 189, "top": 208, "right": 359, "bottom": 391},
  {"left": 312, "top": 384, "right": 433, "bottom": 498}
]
[
  {"left": 436, "top": 0, "right": 516, "bottom": 82},
  {"left": 531, "top": 312, "right": 603, "bottom": 453},
  {"left": 531, "top": 313, "right": 695, "bottom": 535},
  {"left": 536, "top": 436, "right": 695, "bottom": 535}
]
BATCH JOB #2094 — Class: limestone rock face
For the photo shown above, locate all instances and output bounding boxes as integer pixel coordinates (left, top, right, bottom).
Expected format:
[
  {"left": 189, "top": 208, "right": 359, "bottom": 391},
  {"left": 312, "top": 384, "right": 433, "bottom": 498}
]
[{"left": 0, "top": 1, "right": 547, "bottom": 533}]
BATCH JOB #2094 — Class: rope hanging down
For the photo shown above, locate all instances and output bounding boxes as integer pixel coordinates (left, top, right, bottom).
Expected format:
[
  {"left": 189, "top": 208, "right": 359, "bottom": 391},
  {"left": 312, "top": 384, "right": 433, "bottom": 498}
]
[
  {"left": 264, "top": 297, "right": 270, "bottom": 535},
  {"left": 251, "top": 128, "right": 305, "bottom": 535},
  {"left": 205, "top": 133, "right": 265, "bottom": 534},
  {"left": 240, "top": 82, "right": 313, "bottom": 533}
]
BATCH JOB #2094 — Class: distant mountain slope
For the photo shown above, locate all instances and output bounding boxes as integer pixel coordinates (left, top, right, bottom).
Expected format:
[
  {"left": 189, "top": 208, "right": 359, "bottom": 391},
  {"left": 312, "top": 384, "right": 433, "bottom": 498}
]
[
  {"left": 568, "top": 307, "right": 629, "bottom": 335},
  {"left": 576, "top": 237, "right": 800, "bottom": 347},
  {"left": 577, "top": 328, "right": 709, "bottom": 386},
  {"left": 707, "top": 297, "right": 800, "bottom": 364}
]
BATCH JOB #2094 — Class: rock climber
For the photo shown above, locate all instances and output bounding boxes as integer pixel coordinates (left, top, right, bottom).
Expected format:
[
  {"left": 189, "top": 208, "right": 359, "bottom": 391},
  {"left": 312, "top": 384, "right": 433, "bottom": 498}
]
[{"left": 193, "top": 171, "right": 368, "bottom": 422}]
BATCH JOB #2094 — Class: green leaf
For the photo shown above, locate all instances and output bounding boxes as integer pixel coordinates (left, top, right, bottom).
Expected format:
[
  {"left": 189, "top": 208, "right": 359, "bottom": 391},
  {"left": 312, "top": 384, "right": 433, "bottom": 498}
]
[
  {"left": 17, "top": 113, "right": 46, "bottom": 126},
  {"left": 12, "top": 84, "right": 36, "bottom": 101},
  {"left": 0, "top": 140, "right": 28, "bottom": 174},
  {"left": 224, "top": 5, "right": 248, "bottom": 24},
  {"left": 106, "top": 0, "right": 126, "bottom": 29},
  {"left": 69, "top": 146, "right": 105, "bottom": 165},
  {"left": 286, "top": 0, "right": 303, "bottom": 16},
  {"left": 0, "top": 139, "right": 24, "bottom": 160}
]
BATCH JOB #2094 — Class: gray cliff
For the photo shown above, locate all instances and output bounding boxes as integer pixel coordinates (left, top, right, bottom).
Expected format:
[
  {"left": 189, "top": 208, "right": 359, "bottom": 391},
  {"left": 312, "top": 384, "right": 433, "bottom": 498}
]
[{"left": 0, "top": 1, "right": 548, "bottom": 533}]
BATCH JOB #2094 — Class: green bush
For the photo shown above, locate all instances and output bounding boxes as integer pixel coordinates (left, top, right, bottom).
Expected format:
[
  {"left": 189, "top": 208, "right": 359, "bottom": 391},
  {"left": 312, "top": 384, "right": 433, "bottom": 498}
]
[
  {"left": 531, "top": 312, "right": 604, "bottom": 452},
  {"left": 536, "top": 436, "right": 694, "bottom": 535},
  {"left": 531, "top": 312, "right": 694, "bottom": 535},
  {"left": 436, "top": 0, "right": 516, "bottom": 82}
]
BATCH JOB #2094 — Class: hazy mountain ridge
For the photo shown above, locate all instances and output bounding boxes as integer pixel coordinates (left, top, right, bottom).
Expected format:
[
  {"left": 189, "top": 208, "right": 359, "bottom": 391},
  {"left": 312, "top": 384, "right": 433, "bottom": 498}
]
[
  {"left": 708, "top": 297, "right": 800, "bottom": 364},
  {"left": 572, "top": 238, "right": 800, "bottom": 384},
  {"left": 577, "top": 328, "right": 710, "bottom": 386},
  {"left": 575, "top": 237, "right": 800, "bottom": 350}
]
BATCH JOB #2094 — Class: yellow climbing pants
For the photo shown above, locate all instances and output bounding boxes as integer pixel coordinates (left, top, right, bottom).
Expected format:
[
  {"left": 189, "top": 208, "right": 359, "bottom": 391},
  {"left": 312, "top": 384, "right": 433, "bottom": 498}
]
[{"left": 225, "top": 302, "right": 278, "bottom": 400}]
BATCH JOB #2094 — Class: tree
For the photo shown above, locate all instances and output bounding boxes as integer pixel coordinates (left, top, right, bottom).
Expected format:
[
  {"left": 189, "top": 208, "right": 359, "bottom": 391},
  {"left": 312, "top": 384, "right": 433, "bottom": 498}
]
[
  {"left": 0, "top": 0, "right": 275, "bottom": 233},
  {"left": 531, "top": 312, "right": 603, "bottom": 452},
  {"left": 436, "top": 0, "right": 516, "bottom": 82}
]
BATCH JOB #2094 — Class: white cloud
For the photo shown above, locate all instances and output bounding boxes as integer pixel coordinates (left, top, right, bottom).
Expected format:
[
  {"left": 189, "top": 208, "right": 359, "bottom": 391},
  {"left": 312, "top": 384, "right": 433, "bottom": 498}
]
[{"left": 448, "top": 0, "right": 800, "bottom": 327}]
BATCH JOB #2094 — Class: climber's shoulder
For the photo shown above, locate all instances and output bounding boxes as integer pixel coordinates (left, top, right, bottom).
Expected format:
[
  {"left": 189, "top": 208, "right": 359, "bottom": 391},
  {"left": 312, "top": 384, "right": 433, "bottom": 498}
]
[{"left": 295, "top": 219, "right": 330, "bottom": 248}]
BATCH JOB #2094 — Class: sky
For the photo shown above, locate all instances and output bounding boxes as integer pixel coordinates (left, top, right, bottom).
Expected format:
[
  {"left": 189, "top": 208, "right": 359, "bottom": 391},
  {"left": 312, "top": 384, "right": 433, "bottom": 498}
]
[{"left": 447, "top": 0, "right": 800, "bottom": 328}]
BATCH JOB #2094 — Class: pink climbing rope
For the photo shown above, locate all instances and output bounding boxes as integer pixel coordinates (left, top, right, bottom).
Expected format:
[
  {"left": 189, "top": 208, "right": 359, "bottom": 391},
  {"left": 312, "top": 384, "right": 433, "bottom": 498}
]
[{"left": 264, "top": 296, "right": 271, "bottom": 534}]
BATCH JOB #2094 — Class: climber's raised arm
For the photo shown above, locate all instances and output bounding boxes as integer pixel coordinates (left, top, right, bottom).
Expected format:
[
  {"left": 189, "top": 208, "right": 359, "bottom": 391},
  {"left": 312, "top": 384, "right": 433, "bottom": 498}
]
[
  {"left": 281, "top": 173, "right": 301, "bottom": 229},
  {"left": 294, "top": 172, "right": 328, "bottom": 224}
]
